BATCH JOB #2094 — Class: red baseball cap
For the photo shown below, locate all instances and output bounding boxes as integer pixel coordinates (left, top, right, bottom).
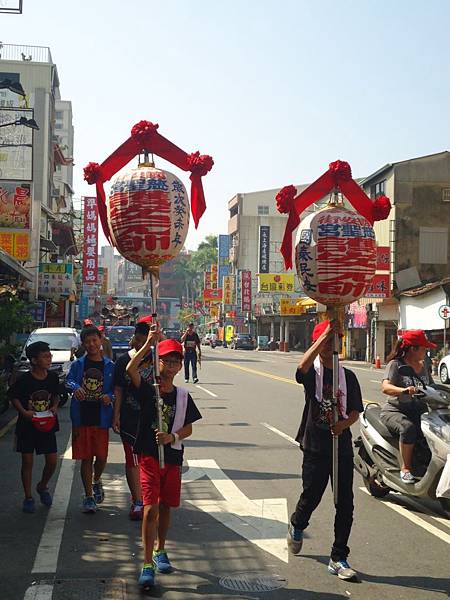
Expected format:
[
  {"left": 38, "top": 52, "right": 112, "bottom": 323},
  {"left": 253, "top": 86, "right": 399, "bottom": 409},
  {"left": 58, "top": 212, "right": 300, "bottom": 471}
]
[
  {"left": 97, "top": 325, "right": 105, "bottom": 332},
  {"left": 399, "top": 330, "right": 436, "bottom": 349},
  {"left": 312, "top": 320, "right": 344, "bottom": 342},
  {"left": 138, "top": 315, "right": 153, "bottom": 324},
  {"left": 158, "top": 339, "right": 183, "bottom": 357},
  {"left": 83, "top": 318, "right": 93, "bottom": 327}
]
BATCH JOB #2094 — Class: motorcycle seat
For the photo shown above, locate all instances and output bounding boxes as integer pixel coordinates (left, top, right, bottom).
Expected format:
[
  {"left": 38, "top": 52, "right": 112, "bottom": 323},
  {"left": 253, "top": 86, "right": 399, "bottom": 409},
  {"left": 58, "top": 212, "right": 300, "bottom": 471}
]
[{"left": 365, "top": 405, "right": 399, "bottom": 446}]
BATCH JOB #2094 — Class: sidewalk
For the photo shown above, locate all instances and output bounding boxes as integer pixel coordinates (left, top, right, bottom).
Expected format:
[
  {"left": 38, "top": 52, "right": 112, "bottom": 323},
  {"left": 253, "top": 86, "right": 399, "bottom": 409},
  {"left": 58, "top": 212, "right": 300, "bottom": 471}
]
[{"left": 0, "top": 404, "right": 17, "bottom": 439}]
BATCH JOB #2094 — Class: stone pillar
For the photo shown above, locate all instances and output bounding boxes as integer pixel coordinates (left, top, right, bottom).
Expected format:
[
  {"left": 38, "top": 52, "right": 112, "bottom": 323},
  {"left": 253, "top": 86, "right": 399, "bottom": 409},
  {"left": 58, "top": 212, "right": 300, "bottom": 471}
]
[
  {"left": 284, "top": 319, "right": 290, "bottom": 352},
  {"left": 279, "top": 318, "right": 285, "bottom": 351}
]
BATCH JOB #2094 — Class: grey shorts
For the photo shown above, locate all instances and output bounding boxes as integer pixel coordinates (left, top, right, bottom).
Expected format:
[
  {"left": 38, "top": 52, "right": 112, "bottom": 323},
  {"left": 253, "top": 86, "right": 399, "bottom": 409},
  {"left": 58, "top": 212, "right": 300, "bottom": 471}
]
[{"left": 380, "top": 410, "right": 421, "bottom": 444}]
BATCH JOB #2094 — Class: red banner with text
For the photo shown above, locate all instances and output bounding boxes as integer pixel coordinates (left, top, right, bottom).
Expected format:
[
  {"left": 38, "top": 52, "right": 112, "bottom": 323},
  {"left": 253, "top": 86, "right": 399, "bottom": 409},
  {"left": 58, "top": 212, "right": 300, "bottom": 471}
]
[{"left": 82, "top": 196, "right": 99, "bottom": 290}]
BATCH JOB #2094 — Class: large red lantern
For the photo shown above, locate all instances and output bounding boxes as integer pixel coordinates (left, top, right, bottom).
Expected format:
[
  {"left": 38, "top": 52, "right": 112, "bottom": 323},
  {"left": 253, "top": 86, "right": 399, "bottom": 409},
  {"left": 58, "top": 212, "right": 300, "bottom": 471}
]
[
  {"left": 108, "top": 165, "right": 190, "bottom": 272},
  {"left": 295, "top": 205, "right": 377, "bottom": 306}
]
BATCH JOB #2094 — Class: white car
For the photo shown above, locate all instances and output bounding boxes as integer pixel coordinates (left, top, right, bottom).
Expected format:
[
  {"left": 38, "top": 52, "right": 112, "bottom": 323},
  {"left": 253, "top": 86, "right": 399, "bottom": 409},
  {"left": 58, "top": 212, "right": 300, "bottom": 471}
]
[{"left": 438, "top": 354, "right": 450, "bottom": 383}]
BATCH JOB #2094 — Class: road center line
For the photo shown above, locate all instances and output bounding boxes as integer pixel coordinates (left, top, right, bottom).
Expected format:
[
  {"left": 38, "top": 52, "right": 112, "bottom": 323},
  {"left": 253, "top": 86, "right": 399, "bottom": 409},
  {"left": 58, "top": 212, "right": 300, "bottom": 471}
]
[
  {"left": 195, "top": 384, "right": 218, "bottom": 398},
  {"left": 261, "top": 422, "right": 298, "bottom": 446},
  {"left": 359, "top": 487, "right": 450, "bottom": 544},
  {"left": 217, "top": 360, "right": 372, "bottom": 404},
  {"left": 31, "top": 434, "right": 75, "bottom": 574}
]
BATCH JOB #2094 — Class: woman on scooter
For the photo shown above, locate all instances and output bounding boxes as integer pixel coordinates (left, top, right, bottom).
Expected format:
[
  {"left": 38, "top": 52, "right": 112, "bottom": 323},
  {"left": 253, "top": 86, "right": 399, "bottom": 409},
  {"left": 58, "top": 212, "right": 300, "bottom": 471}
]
[{"left": 380, "top": 329, "right": 436, "bottom": 483}]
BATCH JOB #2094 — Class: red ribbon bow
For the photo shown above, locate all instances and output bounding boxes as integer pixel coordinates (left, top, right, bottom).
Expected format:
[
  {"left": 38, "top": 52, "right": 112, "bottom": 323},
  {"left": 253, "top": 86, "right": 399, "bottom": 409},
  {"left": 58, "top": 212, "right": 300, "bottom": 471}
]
[
  {"left": 276, "top": 160, "right": 392, "bottom": 269},
  {"left": 84, "top": 120, "right": 214, "bottom": 241}
]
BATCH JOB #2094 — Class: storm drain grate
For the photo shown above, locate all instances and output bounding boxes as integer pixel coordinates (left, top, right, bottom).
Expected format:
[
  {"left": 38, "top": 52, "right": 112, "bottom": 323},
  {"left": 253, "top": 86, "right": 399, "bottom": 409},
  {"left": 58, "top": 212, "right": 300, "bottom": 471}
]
[
  {"left": 219, "top": 572, "right": 287, "bottom": 593},
  {"left": 41, "top": 578, "right": 125, "bottom": 600}
]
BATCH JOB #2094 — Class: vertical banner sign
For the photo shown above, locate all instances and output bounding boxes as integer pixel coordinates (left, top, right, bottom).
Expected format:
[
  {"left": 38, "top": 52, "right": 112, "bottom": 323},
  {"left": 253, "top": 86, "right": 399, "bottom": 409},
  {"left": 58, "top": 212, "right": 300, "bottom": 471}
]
[
  {"left": 241, "top": 270, "right": 252, "bottom": 312},
  {"left": 210, "top": 263, "right": 218, "bottom": 289},
  {"left": 258, "top": 225, "right": 270, "bottom": 273},
  {"left": 82, "top": 197, "right": 98, "bottom": 290},
  {"left": 217, "top": 234, "right": 230, "bottom": 289},
  {"left": 223, "top": 275, "right": 234, "bottom": 305}
]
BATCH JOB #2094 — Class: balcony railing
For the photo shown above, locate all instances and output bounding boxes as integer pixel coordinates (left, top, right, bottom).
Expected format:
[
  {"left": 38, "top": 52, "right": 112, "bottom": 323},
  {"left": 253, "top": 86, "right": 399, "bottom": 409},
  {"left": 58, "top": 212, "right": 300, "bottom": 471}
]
[{"left": 0, "top": 43, "right": 53, "bottom": 64}]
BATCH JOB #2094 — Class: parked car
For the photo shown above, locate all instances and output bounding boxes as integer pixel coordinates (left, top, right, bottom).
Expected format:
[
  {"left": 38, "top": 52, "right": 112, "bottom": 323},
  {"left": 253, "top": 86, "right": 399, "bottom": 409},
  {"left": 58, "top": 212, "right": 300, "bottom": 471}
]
[
  {"left": 202, "top": 333, "right": 213, "bottom": 346},
  {"left": 163, "top": 328, "right": 181, "bottom": 341},
  {"left": 106, "top": 326, "right": 134, "bottom": 360},
  {"left": 230, "top": 334, "right": 255, "bottom": 350},
  {"left": 14, "top": 327, "right": 80, "bottom": 405},
  {"left": 438, "top": 354, "right": 450, "bottom": 383}
]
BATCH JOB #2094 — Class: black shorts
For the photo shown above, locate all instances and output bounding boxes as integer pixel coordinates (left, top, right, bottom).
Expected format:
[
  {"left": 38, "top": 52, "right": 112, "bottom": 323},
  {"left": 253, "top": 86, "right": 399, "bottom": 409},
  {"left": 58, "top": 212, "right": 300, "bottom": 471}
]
[{"left": 15, "top": 429, "right": 57, "bottom": 455}]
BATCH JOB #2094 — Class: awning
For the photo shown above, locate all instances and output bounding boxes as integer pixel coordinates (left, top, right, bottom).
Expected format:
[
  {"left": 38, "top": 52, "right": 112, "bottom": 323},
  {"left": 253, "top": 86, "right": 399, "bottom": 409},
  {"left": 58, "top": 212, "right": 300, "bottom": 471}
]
[
  {"left": 296, "top": 297, "right": 316, "bottom": 308},
  {"left": 0, "top": 247, "right": 33, "bottom": 282},
  {"left": 40, "top": 236, "right": 57, "bottom": 252}
]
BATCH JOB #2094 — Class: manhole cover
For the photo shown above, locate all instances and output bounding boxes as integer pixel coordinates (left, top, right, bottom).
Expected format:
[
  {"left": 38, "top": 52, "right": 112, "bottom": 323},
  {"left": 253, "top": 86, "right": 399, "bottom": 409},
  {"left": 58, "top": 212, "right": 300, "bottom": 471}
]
[{"left": 219, "top": 572, "right": 287, "bottom": 593}]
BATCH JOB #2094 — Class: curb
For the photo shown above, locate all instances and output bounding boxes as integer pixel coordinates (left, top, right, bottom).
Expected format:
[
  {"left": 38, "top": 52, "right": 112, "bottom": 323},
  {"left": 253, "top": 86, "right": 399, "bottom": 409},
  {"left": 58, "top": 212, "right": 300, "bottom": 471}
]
[{"left": 0, "top": 415, "right": 17, "bottom": 439}]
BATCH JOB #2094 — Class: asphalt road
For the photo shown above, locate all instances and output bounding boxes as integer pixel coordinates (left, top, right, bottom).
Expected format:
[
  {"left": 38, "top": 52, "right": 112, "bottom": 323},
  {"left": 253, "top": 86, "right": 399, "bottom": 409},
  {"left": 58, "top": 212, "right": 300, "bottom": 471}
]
[{"left": 0, "top": 347, "right": 449, "bottom": 600}]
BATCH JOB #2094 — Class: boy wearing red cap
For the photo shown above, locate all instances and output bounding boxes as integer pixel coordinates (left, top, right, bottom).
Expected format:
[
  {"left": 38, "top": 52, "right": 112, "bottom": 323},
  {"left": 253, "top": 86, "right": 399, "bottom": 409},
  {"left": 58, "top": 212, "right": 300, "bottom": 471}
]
[
  {"left": 380, "top": 329, "right": 435, "bottom": 483},
  {"left": 126, "top": 332, "right": 202, "bottom": 590},
  {"left": 287, "top": 320, "right": 363, "bottom": 580}
]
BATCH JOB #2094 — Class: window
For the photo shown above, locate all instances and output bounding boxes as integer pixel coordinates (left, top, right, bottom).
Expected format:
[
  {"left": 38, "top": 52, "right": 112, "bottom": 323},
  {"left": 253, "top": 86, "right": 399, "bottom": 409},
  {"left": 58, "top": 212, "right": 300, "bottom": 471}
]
[
  {"left": 55, "top": 111, "right": 63, "bottom": 119},
  {"left": 419, "top": 227, "right": 448, "bottom": 264},
  {"left": 370, "top": 180, "right": 386, "bottom": 198},
  {"left": 258, "top": 205, "right": 269, "bottom": 216},
  {"left": 55, "top": 123, "right": 63, "bottom": 129},
  {"left": 229, "top": 205, "right": 238, "bottom": 218},
  {"left": 442, "top": 188, "right": 450, "bottom": 202}
]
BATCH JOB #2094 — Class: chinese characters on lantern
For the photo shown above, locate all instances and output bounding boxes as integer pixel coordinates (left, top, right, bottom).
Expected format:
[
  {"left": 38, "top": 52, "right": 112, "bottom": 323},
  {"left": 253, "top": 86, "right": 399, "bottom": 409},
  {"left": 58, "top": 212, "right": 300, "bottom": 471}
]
[
  {"left": 82, "top": 196, "right": 98, "bottom": 288},
  {"left": 108, "top": 169, "right": 189, "bottom": 268},
  {"left": 295, "top": 209, "right": 377, "bottom": 306},
  {"left": 241, "top": 270, "right": 252, "bottom": 312}
]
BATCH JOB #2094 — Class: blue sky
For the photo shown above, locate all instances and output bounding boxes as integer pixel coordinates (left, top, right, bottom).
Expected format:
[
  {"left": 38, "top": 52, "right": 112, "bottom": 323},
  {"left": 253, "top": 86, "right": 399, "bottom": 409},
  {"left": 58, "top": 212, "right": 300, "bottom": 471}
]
[{"left": 2, "top": 0, "right": 449, "bottom": 250}]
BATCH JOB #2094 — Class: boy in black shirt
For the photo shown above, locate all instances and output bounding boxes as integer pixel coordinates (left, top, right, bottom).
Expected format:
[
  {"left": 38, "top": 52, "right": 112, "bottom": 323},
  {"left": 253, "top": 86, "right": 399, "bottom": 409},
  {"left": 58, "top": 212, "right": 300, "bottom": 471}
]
[
  {"left": 127, "top": 334, "right": 202, "bottom": 590},
  {"left": 8, "top": 341, "right": 60, "bottom": 513},
  {"left": 287, "top": 320, "right": 363, "bottom": 581},
  {"left": 113, "top": 320, "right": 162, "bottom": 521}
]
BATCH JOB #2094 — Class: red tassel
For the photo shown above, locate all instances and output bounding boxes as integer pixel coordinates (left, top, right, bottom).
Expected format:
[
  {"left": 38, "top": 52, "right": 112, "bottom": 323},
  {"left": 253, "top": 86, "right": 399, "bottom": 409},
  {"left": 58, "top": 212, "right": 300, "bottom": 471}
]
[
  {"left": 276, "top": 185, "right": 297, "bottom": 214},
  {"left": 83, "top": 162, "right": 102, "bottom": 184}
]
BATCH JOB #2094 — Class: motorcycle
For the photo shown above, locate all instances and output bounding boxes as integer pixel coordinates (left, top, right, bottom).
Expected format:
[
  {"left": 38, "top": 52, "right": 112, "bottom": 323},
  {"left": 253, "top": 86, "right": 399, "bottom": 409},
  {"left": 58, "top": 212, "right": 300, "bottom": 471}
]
[{"left": 354, "top": 364, "right": 450, "bottom": 517}]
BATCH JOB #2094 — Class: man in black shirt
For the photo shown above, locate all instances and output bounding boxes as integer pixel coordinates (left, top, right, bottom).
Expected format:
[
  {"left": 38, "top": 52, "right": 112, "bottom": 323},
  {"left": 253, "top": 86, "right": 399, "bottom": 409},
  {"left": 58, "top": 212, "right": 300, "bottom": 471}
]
[
  {"left": 127, "top": 334, "right": 201, "bottom": 590},
  {"left": 287, "top": 320, "right": 363, "bottom": 581},
  {"left": 180, "top": 322, "right": 201, "bottom": 383},
  {"left": 8, "top": 341, "right": 60, "bottom": 513}
]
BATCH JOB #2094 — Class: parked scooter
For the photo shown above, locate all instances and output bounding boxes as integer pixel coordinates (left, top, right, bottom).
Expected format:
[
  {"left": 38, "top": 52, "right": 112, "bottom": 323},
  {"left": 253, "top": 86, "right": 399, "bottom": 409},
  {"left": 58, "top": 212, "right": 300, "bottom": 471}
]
[{"left": 354, "top": 364, "right": 450, "bottom": 516}]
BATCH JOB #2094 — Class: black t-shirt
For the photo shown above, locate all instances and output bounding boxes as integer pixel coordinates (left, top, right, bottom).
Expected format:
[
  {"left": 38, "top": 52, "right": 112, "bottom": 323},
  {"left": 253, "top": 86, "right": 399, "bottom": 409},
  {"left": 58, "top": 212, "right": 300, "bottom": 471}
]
[
  {"left": 8, "top": 371, "right": 60, "bottom": 436},
  {"left": 79, "top": 358, "right": 105, "bottom": 426},
  {"left": 133, "top": 382, "right": 202, "bottom": 465},
  {"left": 295, "top": 365, "right": 363, "bottom": 455},
  {"left": 113, "top": 352, "right": 154, "bottom": 443},
  {"left": 184, "top": 332, "right": 200, "bottom": 355}
]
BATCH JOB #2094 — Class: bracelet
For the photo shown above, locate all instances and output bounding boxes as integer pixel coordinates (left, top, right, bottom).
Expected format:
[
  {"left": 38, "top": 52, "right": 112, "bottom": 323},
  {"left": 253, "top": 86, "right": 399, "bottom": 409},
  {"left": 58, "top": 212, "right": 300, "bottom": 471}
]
[{"left": 172, "top": 432, "right": 180, "bottom": 444}]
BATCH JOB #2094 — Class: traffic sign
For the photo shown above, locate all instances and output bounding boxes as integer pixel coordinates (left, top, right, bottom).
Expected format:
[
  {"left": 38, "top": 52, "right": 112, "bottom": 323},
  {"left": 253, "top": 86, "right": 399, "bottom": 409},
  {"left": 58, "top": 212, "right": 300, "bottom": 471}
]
[{"left": 438, "top": 304, "right": 450, "bottom": 320}]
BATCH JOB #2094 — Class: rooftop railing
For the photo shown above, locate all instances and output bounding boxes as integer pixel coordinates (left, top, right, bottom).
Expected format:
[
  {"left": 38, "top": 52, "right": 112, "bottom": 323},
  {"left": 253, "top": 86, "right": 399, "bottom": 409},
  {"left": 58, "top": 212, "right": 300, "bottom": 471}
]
[{"left": 0, "top": 43, "right": 53, "bottom": 64}]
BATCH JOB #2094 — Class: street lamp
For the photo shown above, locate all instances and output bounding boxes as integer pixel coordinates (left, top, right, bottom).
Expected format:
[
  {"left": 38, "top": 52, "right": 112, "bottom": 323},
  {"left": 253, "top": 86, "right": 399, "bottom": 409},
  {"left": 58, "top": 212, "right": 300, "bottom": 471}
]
[{"left": 0, "top": 117, "right": 39, "bottom": 130}]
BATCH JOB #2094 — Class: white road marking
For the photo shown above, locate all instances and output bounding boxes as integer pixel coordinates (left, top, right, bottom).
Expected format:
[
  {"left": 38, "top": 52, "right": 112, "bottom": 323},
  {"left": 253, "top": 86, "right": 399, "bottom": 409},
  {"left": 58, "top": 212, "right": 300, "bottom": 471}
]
[
  {"left": 24, "top": 584, "right": 53, "bottom": 600},
  {"left": 359, "top": 487, "right": 450, "bottom": 544},
  {"left": 261, "top": 422, "right": 298, "bottom": 446},
  {"left": 32, "top": 435, "right": 75, "bottom": 573},
  {"left": 184, "top": 459, "right": 288, "bottom": 563},
  {"left": 195, "top": 384, "right": 218, "bottom": 398},
  {"left": 387, "top": 492, "right": 450, "bottom": 530}
]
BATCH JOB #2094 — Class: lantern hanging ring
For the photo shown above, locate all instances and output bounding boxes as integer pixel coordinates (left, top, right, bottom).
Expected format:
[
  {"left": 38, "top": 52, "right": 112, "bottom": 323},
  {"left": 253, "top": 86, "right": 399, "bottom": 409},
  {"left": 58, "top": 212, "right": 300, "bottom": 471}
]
[{"left": 138, "top": 149, "right": 155, "bottom": 168}]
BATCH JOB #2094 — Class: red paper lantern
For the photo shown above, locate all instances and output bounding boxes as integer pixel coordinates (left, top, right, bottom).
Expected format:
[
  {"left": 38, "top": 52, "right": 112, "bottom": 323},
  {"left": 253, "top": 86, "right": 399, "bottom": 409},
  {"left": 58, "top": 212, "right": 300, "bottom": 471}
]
[
  {"left": 295, "top": 206, "right": 377, "bottom": 306},
  {"left": 108, "top": 166, "right": 189, "bottom": 271}
]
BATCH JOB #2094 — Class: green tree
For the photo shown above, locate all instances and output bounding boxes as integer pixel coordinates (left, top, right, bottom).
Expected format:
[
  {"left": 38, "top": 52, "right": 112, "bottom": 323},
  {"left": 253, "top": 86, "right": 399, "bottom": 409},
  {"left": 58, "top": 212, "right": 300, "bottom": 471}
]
[{"left": 192, "top": 234, "right": 218, "bottom": 273}]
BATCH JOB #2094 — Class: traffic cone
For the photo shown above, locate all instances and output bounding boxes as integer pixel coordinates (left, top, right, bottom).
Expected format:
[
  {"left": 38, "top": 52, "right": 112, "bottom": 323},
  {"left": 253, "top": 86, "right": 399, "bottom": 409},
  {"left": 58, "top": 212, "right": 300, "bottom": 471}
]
[{"left": 375, "top": 355, "right": 381, "bottom": 369}]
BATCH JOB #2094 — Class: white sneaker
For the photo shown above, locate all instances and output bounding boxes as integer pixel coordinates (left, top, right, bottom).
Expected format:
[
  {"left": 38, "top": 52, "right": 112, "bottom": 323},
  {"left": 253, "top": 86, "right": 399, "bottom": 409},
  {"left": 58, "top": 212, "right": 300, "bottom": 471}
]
[{"left": 400, "top": 470, "right": 416, "bottom": 484}]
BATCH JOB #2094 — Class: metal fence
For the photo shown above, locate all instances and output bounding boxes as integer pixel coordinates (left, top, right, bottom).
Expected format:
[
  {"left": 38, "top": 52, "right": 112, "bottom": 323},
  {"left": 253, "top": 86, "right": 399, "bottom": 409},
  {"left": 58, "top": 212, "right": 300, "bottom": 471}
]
[{"left": 0, "top": 43, "right": 52, "bottom": 64}]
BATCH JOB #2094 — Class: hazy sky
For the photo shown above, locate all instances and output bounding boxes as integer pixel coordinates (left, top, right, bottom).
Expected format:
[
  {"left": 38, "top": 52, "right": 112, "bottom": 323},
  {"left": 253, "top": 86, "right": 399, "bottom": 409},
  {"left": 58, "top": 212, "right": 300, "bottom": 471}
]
[{"left": 2, "top": 0, "right": 449, "bottom": 250}]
